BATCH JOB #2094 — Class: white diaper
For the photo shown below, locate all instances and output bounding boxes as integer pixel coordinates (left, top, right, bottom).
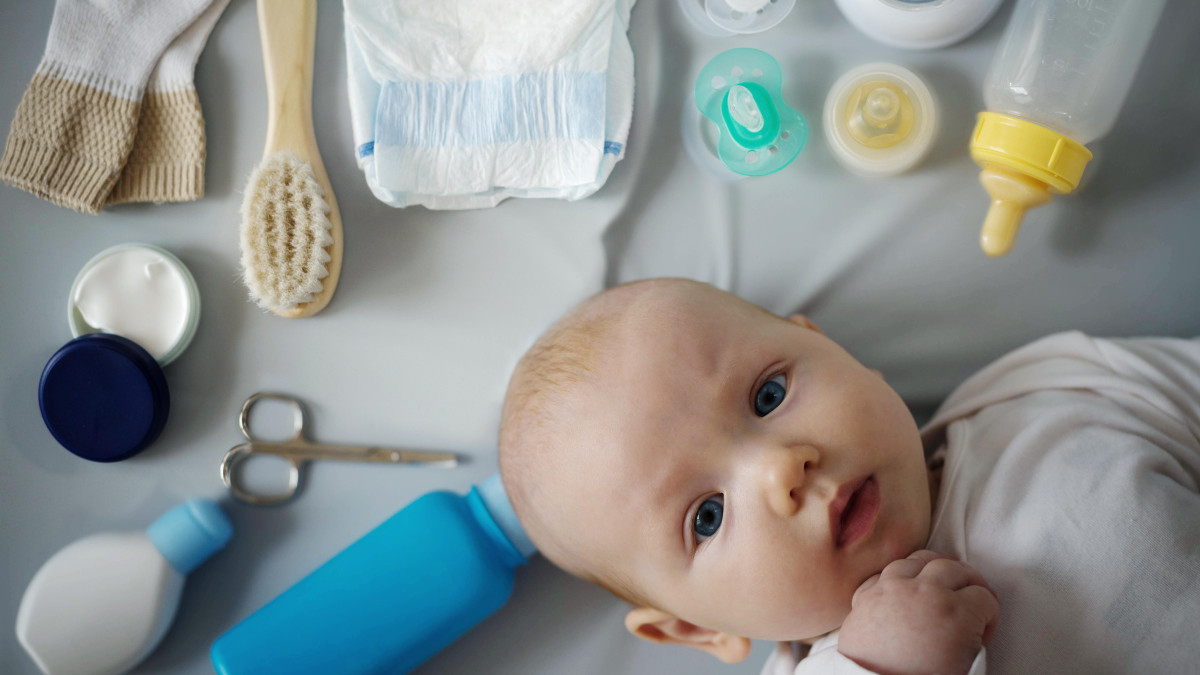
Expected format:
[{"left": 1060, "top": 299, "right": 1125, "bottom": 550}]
[{"left": 344, "top": 0, "right": 636, "bottom": 210}]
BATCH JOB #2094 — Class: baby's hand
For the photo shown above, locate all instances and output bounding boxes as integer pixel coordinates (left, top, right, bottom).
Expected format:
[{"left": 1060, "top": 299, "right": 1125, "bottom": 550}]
[{"left": 837, "top": 550, "right": 999, "bottom": 675}]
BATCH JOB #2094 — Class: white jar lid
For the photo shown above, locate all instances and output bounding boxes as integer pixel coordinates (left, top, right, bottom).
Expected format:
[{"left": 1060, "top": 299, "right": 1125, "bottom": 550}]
[
  {"left": 833, "top": 0, "right": 1005, "bottom": 50},
  {"left": 823, "top": 62, "right": 939, "bottom": 178}
]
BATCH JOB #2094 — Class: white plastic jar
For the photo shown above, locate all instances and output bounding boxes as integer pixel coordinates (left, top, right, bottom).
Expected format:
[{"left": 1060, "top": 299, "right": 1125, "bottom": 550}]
[{"left": 68, "top": 244, "right": 200, "bottom": 365}]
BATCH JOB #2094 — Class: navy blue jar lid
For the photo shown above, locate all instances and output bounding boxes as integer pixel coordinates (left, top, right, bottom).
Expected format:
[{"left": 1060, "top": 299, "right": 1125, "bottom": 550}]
[{"left": 39, "top": 334, "right": 170, "bottom": 462}]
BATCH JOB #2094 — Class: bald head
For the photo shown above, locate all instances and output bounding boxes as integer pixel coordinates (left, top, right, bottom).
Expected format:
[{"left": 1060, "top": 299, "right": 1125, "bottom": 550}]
[
  {"left": 498, "top": 280, "right": 662, "bottom": 574},
  {"left": 498, "top": 279, "right": 777, "bottom": 600}
]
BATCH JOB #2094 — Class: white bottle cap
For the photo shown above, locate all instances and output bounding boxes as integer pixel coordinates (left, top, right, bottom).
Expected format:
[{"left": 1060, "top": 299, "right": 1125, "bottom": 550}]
[
  {"left": 823, "top": 62, "right": 939, "bottom": 177},
  {"left": 832, "top": 0, "right": 1005, "bottom": 50}
]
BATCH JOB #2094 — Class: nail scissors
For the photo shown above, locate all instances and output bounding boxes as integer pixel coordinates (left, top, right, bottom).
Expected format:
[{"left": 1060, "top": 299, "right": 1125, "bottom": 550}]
[{"left": 220, "top": 392, "right": 458, "bottom": 505}]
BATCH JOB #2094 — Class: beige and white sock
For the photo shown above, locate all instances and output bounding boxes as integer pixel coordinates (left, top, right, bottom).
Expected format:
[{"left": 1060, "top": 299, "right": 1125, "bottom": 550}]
[
  {"left": 108, "top": 0, "right": 231, "bottom": 206},
  {"left": 0, "top": 0, "right": 213, "bottom": 214}
]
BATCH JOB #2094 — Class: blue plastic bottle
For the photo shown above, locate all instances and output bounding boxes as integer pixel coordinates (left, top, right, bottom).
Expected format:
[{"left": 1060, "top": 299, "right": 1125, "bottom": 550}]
[{"left": 210, "top": 475, "right": 535, "bottom": 674}]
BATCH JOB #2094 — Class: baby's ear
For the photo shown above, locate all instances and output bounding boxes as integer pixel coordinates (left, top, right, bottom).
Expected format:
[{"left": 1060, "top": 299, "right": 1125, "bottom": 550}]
[
  {"left": 787, "top": 314, "right": 823, "bottom": 334},
  {"left": 624, "top": 606, "right": 752, "bottom": 664}
]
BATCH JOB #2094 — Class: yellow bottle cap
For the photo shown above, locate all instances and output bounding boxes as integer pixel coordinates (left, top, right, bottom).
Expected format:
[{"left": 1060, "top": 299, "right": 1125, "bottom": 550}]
[{"left": 969, "top": 112, "right": 1093, "bottom": 257}]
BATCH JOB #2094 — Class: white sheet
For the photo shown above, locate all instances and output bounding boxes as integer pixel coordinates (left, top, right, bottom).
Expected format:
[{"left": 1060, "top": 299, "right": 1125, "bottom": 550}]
[{"left": 4, "top": 2, "right": 1200, "bottom": 675}]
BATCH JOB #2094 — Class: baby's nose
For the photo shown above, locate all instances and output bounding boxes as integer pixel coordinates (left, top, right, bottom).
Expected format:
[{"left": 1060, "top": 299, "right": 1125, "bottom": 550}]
[{"left": 761, "top": 445, "right": 819, "bottom": 517}]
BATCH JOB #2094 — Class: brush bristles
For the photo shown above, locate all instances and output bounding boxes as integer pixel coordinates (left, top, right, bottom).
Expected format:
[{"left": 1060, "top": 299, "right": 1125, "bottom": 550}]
[{"left": 239, "top": 152, "right": 334, "bottom": 312}]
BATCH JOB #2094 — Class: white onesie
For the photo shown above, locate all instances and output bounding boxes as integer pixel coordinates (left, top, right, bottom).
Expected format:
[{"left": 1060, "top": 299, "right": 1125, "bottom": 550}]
[{"left": 763, "top": 332, "right": 1200, "bottom": 675}]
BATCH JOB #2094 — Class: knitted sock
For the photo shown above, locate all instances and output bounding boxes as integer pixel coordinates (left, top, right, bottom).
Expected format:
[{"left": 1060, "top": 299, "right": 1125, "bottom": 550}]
[
  {"left": 107, "top": 0, "right": 231, "bottom": 206},
  {"left": 0, "top": 0, "right": 213, "bottom": 214}
]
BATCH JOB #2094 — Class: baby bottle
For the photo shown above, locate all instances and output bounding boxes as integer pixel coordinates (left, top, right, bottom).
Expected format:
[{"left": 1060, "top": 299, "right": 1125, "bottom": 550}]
[
  {"left": 16, "top": 499, "right": 233, "bottom": 675},
  {"left": 210, "top": 474, "right": 535, "bottom": 675},
  {"left": 970, "top": 0, "right": 1168, "bottom": 257}
]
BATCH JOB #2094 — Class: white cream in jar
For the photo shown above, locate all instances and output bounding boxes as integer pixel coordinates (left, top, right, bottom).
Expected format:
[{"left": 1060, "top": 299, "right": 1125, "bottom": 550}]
[{"left": 69, "top": 244, "right": 200, "bottom": 365}]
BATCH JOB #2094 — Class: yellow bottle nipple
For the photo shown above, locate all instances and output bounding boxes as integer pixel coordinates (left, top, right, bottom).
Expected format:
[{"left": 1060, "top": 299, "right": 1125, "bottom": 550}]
[
  {"left": 845, "top": 80, "right": 915, "bottom": 150},
  {"left": 978, "top": 165, "right": 1053, "bottom": 258},
  {"left": 969, "top": 112, "right": 1093, "bottom": 258}
]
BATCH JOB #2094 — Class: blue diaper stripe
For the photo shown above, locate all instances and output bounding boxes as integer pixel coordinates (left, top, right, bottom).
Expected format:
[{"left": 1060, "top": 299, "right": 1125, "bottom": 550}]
[
  {"left": 376, "top": 71, "right": 607, "bottom": 148},
  {"left": 358, "top": 141, "right": 375, "bottom": 159},
  {"left": 603, "top": 141, "right": 622, "bottom": 155}
]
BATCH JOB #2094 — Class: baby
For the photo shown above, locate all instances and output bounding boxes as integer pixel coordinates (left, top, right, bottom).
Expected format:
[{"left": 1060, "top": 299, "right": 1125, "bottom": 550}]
[{"left": 498, "top": 278, "right": 1200, "bottom": 675}]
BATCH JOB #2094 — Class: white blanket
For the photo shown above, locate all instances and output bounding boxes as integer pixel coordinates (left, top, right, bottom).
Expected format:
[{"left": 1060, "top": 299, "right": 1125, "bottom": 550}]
[{"left": 764, "top": 332, "right": 1200, "bottom": 674}]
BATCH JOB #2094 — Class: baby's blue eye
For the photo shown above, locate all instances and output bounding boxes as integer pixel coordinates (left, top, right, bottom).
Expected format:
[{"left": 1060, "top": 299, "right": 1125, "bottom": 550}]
[
  {"left": 693, "top": 497, "right": 724, "bottom": 540},
  {"left": 754, "top": 374, "right": 787, "bottom": 417}
]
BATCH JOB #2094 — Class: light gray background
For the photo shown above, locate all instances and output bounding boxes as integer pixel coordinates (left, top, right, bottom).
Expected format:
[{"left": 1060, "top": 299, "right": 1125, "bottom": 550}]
[{"left": 3, "top": 1, "right": 1199, "bottom": 674}]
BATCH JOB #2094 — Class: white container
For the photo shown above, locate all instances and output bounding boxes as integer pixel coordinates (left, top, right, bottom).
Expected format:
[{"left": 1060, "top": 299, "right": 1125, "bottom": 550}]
[
  {"left": 68, "top": 244, "right": 201, "bottom": 366},
  {"left": 15, "top": 500, "right": 232, "bottom": 675},
  {"left": 970, "top": 0, "right": 1169, "bottom": 256},
  {"left": 833, "top": 0, "right": 1005, "bottom": 50}
]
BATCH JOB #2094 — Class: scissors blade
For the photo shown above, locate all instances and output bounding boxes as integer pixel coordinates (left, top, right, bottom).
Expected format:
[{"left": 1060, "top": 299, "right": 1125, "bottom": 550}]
[
  {"left": 242, "top": 441, "right": 458, "bottom": 467},
  {"left": 299, "top": 443, "right": 458, "bottom": 467},
  {"left": 376, "top": 448, "right": 459, "bottom": 467}
]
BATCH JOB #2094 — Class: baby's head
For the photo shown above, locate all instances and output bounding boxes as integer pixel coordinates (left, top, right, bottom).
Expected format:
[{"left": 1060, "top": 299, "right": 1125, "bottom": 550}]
[{"left": 499, "top": 279, "right": 931, "bottom": 662}]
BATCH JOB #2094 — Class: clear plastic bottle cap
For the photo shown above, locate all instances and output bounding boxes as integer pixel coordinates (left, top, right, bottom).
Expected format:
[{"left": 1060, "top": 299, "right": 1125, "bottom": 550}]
[
  {"left": 833, "top": 0, "right": 1005, "bottom": 50},
  {"left": 824, "top": 62, "right": 938, "bottom": 177},
  {"left": 676, "top": 0, "right": 797, "bottom": 35}
]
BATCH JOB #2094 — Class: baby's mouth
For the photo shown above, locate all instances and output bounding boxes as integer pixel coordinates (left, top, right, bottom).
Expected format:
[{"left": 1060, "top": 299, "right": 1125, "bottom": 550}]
[{"left": 830, "top": 475, "right": 881, "bottom": 548}]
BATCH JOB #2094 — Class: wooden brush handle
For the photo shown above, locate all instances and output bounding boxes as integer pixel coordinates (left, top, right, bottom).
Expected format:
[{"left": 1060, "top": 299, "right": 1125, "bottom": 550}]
[
  {"left": 253, "top": 0, "right": 344, "bottom": 320},
  {"left": 258, "top": 0, "right": 317, "bottom": 158}
]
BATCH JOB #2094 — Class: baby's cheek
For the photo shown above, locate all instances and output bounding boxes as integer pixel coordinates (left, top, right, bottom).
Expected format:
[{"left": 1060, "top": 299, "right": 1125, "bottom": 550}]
[{"left": 717, "top": 558, "right": 852, "bottom": 641}]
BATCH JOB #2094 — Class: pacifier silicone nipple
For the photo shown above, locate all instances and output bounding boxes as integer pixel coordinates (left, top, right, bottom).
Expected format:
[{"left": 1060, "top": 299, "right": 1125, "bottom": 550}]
[
  {"left": 694, "top": 48, "right": 807, "bottom": 177},
  {"left": 824, "top": 63, "right": 937, "bottom": 177},
  {"left": 728, "top": 85, "right": 766, "bottom": 133},
  {"left": 704, "top": 0, "right": 797, "bottom": 34}
]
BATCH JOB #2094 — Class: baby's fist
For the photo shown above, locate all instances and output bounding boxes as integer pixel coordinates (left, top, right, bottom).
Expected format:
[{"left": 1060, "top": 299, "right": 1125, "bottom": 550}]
[{"left": 837, "top": 550, "right": 999, "bottom": 675}]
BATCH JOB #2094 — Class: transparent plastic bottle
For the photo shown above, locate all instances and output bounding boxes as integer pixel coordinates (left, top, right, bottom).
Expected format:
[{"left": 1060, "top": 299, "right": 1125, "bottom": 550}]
[{"left": 969, "top": 0, "right": 1168, "bottom": 257}]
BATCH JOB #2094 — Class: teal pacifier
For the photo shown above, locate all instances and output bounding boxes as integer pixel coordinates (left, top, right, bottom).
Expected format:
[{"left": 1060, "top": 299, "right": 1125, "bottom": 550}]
[{"left": 694, "top": 49, "right": 807, "bottom": 177}]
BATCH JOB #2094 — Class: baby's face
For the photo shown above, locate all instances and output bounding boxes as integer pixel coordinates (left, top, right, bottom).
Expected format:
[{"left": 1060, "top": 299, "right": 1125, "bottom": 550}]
[{"left": 549, "top": 288, "right": 930, "bottom": 642}]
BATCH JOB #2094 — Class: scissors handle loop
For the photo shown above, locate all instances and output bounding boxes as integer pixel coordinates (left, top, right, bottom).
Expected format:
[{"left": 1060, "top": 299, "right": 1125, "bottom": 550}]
[
  {"left": 223, "top": 392, "right": 459, "bottom": 506},
  {"left": 220, "top": 442, "right": 301, "bottom": 506},
  {"left": 240, "top": 392, "right": 306, "bottom": 442}
]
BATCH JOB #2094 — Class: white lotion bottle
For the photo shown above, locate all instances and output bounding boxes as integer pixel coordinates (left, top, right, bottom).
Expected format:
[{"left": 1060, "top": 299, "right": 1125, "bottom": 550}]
[{"left": 16, "top": 499, "right": 233, "bottom": 675}]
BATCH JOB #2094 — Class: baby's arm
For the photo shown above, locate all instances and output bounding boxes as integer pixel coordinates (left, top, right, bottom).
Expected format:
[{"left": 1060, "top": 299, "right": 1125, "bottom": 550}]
[{"left": 834, "top": 550, "right": 997, "bottom": 675}]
